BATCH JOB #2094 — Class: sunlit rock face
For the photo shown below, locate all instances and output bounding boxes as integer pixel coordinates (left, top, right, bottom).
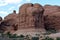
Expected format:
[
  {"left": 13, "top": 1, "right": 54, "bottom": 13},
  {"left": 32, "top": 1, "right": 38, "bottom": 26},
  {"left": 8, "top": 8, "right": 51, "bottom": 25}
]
[
  {"left": 1, "top": 3, "right": 60, "bottom": 35},
  {"left": 15, "top": 3, "right": 45, "bottom": 35},
  {"left": 4, "top": 10, "right": 19, "bottom": 28},
  {"left": 0, "top": 10, "right": 19, "bottom": 33},
  {"left": 1, "top": 3, "right": 45, "bottom": 35},
  {"left": 44, "top": 5, "right": 60, "bottom": 15},
  {"left": 44, "top": 5, "right": 60, "bottom": 31},
  {"left": 19, "top": 3, "right": 44, "bottom": 29}
]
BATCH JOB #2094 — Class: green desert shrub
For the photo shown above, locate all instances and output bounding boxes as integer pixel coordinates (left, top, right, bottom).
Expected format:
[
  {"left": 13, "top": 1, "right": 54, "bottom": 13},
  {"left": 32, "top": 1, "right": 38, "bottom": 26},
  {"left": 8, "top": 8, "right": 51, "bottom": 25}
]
[
  {"left": 10, "top": 34, "right": 17, "bottom": 38},
  {"left": 6, "top": 32, "right": 18, "bottom": 38},
  {"left": 6, "top": 32, "right": 12, "bottom": 38},
  {"left": 56, "top": 37, "right": 60, "bottom": 40},
  {"left": 25, "top": 35, "right": 30, "bottom": 40},
  {"left": 19, "top": 34, "right": 25, "bottom": 38},
  {"left": 42, "top": 36, "right": 54, "bottom": 40},
  {"left": 44, "top": 29, "right": 57, "bottom": 35},
  {"left": 32, "top": 37, "right": 39, "bottom": 40},
  {"left": 48, "top": 29, "right": 57, "bottom": 33}
]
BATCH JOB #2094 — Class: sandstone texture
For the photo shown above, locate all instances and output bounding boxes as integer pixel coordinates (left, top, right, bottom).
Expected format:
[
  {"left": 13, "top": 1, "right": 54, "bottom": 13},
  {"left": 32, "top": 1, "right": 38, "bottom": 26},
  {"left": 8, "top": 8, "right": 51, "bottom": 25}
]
[
  {"left": 19, "top": 3, "right": 44, "bottom": 29},
  {"left": 44, "top": 5, "right": 60, "bottom": 31},
  {"left": 0, "top": 3, "right": 60, "bottom": 35},
  {"left": 0, "top": 10, "right": 18, "bottom": 33}
]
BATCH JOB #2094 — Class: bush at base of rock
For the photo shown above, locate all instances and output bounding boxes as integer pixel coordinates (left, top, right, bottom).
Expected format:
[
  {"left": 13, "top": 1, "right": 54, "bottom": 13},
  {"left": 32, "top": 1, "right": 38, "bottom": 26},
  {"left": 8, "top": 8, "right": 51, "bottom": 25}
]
[
  {"left": 32, "top": 37, "right": 39, "bottom": 40},
  {"left": 56, "top": 37, "right": 60, "bottom": 40},
  {"left": 42, "top": 36, "right": 54, "bottom": 40}
]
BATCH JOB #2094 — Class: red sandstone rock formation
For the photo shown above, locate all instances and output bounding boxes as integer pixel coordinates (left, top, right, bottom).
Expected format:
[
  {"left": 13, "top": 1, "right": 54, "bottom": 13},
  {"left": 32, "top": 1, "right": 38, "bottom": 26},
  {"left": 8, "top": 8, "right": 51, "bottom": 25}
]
[
  {"left": 1, "top": 3, "right": 60, "bottom": 34},
  {"left": 44, "top": 5, "right": 60, "bottom": 15},
  {"left": 0, "top": 10, "right": 18, "bottom": 33},
  {"left": 19, "top": 3, "right": 44, "bottom": 30},
  {"left": 44, "top": 5, "right": 60, "bottom": 31}
]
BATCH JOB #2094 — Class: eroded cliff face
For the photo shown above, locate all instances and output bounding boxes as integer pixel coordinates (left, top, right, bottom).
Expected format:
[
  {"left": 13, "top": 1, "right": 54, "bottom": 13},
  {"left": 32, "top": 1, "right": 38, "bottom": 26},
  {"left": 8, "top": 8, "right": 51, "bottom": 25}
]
[
  {"left": 0, "top": 3, "right": 60, "bottom": 34},
  {"left": 44, "top": 5, "right": 60, "bottom": 31},
  {"left": 19, "top": 3, "right": 44, "bottom": 29},
  {"left": 44, "top": 5, "right": 60, "bottom": 15},
  {"left": 0, "top": 10, "right": 18, "bottom": 33}
]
